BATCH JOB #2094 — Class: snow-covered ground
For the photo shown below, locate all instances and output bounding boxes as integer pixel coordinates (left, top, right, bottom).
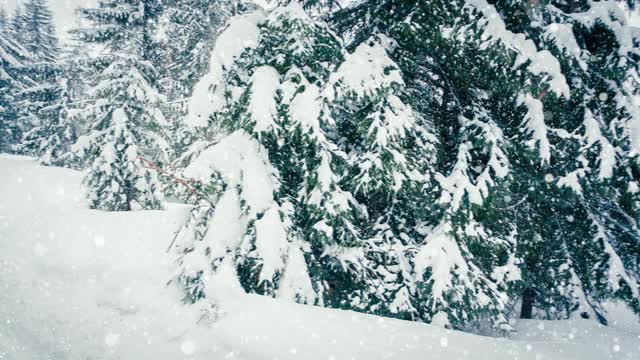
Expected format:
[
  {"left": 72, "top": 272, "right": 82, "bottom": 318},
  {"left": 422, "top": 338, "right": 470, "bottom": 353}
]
[{"left": 1, "top": 154, "right": 638, "bottom": 360}]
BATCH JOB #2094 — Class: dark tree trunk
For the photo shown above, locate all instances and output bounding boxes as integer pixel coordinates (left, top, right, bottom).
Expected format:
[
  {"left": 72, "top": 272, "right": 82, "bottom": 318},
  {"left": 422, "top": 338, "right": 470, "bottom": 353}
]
[{"left": 520, "top": 287, "right": 535, "bottom": 319}]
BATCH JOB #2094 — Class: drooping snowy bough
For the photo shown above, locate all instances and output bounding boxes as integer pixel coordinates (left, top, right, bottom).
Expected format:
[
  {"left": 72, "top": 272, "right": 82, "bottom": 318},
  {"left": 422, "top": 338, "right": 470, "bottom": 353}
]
[{"left": 170, "top": 0, "right": 640, "bottom": 331}]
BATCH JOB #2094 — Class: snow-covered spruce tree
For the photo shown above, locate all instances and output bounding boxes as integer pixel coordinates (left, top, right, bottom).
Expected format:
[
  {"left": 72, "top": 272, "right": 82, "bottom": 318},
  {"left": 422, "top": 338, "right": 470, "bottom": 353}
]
[
  {"left": 13, "top": 0, "right": 68, "bottom": 162},
  {"left": 68, "top": 0, "right": 170, "bottom": 211},
  {"left": 2, "top": 4, "right": 39, "bottom": 151},
  {"left": 175, "top": 1, "right": 523, "bottom": 328},
  {"left": 0, "top": 8, "right": 8, "bottom": 32},
  {"left": 330, "top": 0, "right": 588, "bottom": 330},
  {"left": 0, "top": 29, "right": 31, "bottom": 153},
  {"left": 324, "top": 34, "right": 438, "bottom": 320},
  {"left": 332, "top": 0, "right": 639, "bottom": 327},
  {"left": 82, "top": 108, "right": 165, "bottom": 211},
  {"left": 9, "top": 5, "right": 27, "bottom": 46},
  {"left": 59, "top": 26, "right": 108, "bottom": 145},
  {"left": 22, "top": 0, "right": 58, "bottom": 62},
  {"left": 165, "top": 1, "right": 259, "bottom": 202},
  {"left": 15, "top": 10, "right": 87, "bottom": 165},
  {"left": 154, "top": 0, "right": 239, "bottom": 155},
  {"left": 155, "top": 0, "right": 232, "bottom": 101},
  {"left": 172, "top": 3, "right": 384, "bottom": 313},
  {"left": 16, "top": 77, "right": 78, "bottom": 165},
  {"left": 489, "top": 0, "right": 640, "bottom": 323}
]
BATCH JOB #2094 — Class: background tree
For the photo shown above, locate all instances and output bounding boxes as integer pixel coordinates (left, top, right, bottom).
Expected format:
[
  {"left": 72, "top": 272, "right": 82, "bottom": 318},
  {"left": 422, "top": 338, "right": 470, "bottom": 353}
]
[
  {"left": 154, "top": 0, "right": 234, "bottom": 154},
  {"left": 9, "top": 5, "right": 26, "bottom": 45},
  {"left": 23, "top": 0, "right": 58, "bottom": 62},
  {"left": 0, "top": 22, "right": 30, "bottom": 153},
  {"left": 13, "top": 0, "right": 67, "bottom": 162},
  {"left": 67, "top": 0, "right": 171, "bottom": 211},
  {"left": 0, "top": 8, "right": 8, "bottom": 32}
]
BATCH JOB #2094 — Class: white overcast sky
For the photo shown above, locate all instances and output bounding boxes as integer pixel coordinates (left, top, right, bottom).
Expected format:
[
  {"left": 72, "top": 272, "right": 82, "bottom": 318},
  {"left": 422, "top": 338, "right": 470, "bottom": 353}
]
[{"left": 1, "top": 0, "right": 638, "bottom": 39}]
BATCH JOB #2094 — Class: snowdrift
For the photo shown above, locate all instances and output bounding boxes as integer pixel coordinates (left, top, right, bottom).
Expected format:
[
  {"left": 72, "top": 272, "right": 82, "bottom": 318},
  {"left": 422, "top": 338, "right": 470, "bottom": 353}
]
[{"left": 0, "top": 155, "right": 638, "bottom": 360}]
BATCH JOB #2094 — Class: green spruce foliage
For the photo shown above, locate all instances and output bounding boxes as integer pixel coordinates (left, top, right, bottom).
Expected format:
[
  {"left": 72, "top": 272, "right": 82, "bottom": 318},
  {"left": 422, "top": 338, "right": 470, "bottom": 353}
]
[{"left": 330, "top": 0, "right": 640, "bottom": 328}]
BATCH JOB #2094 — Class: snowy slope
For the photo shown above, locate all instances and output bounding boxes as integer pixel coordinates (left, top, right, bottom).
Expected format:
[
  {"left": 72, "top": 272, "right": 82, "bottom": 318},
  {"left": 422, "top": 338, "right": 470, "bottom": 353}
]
[{"left": 0, "top": 155, "right": 638, "bottom": 360}]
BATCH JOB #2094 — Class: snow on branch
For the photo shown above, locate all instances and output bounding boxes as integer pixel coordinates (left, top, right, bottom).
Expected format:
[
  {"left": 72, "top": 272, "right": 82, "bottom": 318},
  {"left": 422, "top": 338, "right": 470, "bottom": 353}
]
[
  {"left": 517, "top": 93, "right": 551, "bottom": 164},
  {"left": 465, "top": 0, "right": 570, "bottom": 98}
]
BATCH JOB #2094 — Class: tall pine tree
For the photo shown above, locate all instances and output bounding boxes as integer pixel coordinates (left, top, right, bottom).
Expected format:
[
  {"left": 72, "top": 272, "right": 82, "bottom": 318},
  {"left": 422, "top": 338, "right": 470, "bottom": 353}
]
[
  {"left": 172, "top": 2, "right": 380, "bottom": 315},
  {"left": 0, "top": 8, "right": 8, "bottom": 32},
  {"left": 154, "top": 0, "right": 236, "bottom": 155},
  {"left": 0, "top": 17, "right": 30, "bottom": 153},
  {"left": 9, "top": 5, "right": 27, "bottom": 46},
  {"left": 67, "top": 0, "right": 171, "bottom": 211},
  {"left": 325, "top": 34, "right": 438, "bottom": 319},
  {"left": 488, "top": 0, "right": 640, "bottom": 323},
  {"left": 23, "top": 0, "right": 58, "bottom": 62},
  {"left": 330, "top": 0, "right": 639, "bottom": 327},
  {"left": 13, "top": 0, "right": 70, "bottom": 163}
]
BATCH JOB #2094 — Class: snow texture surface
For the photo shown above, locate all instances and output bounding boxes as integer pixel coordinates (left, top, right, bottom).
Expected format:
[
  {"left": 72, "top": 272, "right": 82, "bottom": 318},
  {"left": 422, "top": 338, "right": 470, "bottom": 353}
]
[{"left": 1, "top": 155, "right": 639, "bottom": 359}]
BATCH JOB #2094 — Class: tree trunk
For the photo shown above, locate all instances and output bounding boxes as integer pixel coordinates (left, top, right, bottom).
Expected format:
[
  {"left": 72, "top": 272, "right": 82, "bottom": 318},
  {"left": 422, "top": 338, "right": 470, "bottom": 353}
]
[{"left": 520, "top": 287, "right": 535, "bottom": 319}]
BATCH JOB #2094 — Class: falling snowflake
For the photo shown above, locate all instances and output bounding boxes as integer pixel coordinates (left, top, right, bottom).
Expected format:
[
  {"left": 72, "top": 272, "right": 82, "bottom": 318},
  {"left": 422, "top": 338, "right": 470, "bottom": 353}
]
[
  {"left": 33, "top": 242, "right": 47, "bottom": 257},
  {"left": 105, "top": 333, "right": 120, "bottom": 347},
  {"left": 440, "top": 337, "right": 448, "bottom": 347},
  {"left": 94, "top": 235, "right": 105, "bottom": 247},
  {"left": 181, "top": 340, "right": 196, "bottom": 355}
]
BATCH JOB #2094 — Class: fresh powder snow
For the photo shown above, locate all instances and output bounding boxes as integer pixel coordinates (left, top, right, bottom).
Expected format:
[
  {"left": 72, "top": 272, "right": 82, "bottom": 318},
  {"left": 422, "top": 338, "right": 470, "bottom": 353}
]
[{"left": 1, "top": 155, "right": 638, "bottom": 360}]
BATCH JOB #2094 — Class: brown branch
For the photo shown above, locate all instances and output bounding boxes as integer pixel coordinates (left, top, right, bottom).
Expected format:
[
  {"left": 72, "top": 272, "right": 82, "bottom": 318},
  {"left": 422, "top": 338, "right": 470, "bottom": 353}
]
[
  {"left": 137, "top": 156, "right": 205, "bottom": 197},
  {"left": 137, "top": 158, "right": 220, "bottom": 254},
  {"left": 538, "top": 87, "right": 549, "bottom": 101}
]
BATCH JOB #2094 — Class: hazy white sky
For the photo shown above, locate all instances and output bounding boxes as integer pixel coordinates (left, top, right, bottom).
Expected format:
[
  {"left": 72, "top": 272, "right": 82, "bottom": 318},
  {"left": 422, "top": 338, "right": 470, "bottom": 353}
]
[
  {"left": 0, "top": 0, "right": 269, "bottom": 39},
  {"left": 2, "top": 0, "right": 638, "bottom": 39},
  {"left": 1, "top": 0, "right": 96, "bottom": 39}
]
